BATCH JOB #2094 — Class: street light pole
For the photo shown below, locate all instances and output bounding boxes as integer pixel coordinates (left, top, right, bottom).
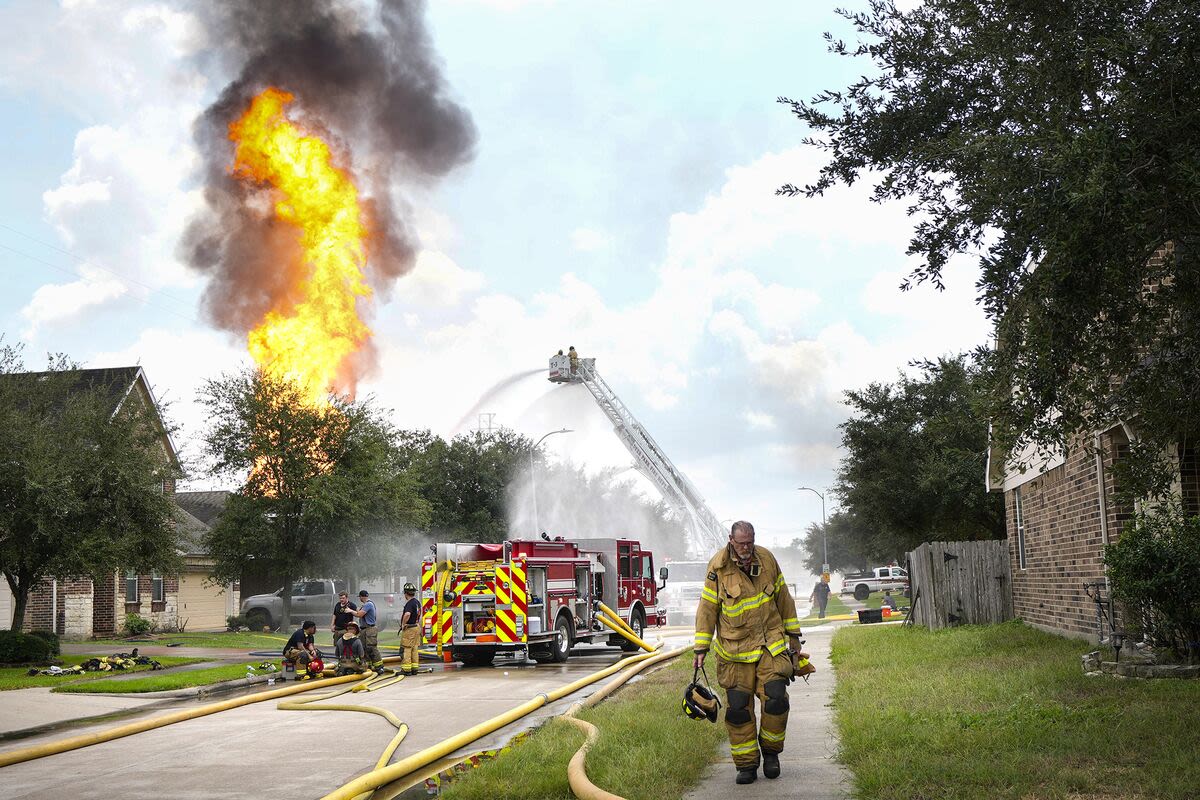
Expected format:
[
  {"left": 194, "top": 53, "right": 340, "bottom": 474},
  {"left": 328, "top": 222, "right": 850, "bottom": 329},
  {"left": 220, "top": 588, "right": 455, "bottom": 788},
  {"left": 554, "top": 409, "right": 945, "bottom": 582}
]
[
  {"left": 530, "top": 428, "right": 572, "bottom": 537},
  {"left": 797, "top": 486, "right": 828, "bottom": 577}
]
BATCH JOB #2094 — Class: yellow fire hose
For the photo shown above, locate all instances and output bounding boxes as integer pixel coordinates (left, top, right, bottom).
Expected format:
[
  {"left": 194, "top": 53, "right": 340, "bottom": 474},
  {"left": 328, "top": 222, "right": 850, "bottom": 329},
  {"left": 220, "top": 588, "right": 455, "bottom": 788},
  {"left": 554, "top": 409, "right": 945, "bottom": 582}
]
[
  {"left": 561, "top": 646, "right": 690, "bottom": 800},
  {"left": 596, "top": 603, "right": 638, "bottom": 638},
  {"left": 596, "top": 611, "right": 659, "bottom": 653},
  {"left": 320, "top": 649, "right": 664, "bottom": 800},
  {"left": 0, "top": 672, "right": 362, "bottom": 769}
]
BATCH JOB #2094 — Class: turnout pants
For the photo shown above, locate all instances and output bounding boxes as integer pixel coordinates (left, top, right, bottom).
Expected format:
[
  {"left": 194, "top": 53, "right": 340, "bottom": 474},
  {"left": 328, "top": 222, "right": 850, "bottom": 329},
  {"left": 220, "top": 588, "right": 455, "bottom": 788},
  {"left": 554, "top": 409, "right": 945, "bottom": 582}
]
[
  {"left": 360, "top": 625, "right": 382, "bottom": 668},
  {"left": 716, "top": 652, "right": 792, "bottom": 769},
  {"left": 284, "top": 647, "right": 312, "bottom": 666},
  {"left": 400, "top": 626, "right": 420, "bottom": 674}
]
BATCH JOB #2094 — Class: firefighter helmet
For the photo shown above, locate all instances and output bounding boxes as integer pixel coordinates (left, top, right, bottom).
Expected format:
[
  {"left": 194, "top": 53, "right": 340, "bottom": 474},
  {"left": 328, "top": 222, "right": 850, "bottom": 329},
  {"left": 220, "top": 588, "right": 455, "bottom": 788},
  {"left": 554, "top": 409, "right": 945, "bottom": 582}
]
[
  {"left": 308, "top": 659, "right": 325, "bottom": 676},
  {"left": 403, "top": 582, "right": 417, "bottom": 594},
  {"left": 682, "top": 666, "right": 720, "bottom": 723}
]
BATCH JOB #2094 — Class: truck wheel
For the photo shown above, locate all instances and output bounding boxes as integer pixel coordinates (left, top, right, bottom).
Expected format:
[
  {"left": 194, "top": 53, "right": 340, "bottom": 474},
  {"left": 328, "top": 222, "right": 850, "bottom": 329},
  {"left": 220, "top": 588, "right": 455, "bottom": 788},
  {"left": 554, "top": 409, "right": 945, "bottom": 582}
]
[
  {"left": 245, "top": 609, "right": 272, "bottom": 631},
  {"left": 550, "top": 615, "right": 572, "bottom": 663},
  {"left": 853, "top": 584, "right": 870, "bottom": 602},
  {"left": 620, "top": 610, "right": 645, "bottom": 652}
]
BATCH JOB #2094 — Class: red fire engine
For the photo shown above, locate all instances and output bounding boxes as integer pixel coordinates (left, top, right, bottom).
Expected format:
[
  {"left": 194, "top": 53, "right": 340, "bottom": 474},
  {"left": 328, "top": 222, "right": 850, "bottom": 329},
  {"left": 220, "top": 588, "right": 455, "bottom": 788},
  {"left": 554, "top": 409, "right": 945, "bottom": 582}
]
[{"left": 421, "top": 537, "right": 667, "bottom": 666}]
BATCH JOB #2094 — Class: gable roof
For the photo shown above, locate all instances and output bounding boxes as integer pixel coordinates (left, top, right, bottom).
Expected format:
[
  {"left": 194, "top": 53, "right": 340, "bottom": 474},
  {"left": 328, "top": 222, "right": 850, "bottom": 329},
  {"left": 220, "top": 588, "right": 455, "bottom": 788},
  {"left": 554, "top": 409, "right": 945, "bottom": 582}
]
[{"left": 173, "top": 490, "right": 231, "bottom": 529}]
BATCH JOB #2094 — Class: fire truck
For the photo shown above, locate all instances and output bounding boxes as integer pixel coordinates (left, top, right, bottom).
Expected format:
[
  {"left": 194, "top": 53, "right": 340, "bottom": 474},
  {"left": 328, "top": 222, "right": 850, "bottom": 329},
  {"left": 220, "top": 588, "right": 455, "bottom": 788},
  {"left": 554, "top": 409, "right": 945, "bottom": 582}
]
[{"left": 421, "top": 537, "right": 667, "bottom": 666}]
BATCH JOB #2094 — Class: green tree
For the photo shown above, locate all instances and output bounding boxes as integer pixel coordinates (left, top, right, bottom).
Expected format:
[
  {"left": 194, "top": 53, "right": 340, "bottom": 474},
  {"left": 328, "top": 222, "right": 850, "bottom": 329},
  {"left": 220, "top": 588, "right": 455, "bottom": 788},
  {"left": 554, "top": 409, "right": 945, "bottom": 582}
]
[
  {"left": 782, "top": 1, "right": 1200, "bottom": 496},
  {"left": 0, "top": 345, "right": 181, "bottom": 629},
  {"left": 835, "top": 355, "right": 1005, "bottom": 556},
  {"left": 796, "top": 511, "right": 884, "bottom": 574},
  {"left": 199, "top": 368, "right": 429, "bottom": 624}
]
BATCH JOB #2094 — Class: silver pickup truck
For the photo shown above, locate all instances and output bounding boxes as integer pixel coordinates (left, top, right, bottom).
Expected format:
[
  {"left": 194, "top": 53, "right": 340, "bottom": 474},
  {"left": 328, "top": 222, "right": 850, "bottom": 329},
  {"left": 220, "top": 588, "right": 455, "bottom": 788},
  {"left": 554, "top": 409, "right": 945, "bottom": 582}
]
[{"left": 240, "top": 579, "right": 400, "bottom": 630}]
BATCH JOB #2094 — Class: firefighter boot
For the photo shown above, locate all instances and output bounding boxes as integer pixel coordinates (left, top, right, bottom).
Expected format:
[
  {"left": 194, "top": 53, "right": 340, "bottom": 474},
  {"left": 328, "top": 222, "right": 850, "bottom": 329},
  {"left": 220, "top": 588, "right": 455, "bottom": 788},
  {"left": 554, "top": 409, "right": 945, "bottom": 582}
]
[
  {"left": 735, "top": 767, "right": 757, "bottom": 785},
  {"left": 762, "top": 752, "right": 780, "bottom": 780}
]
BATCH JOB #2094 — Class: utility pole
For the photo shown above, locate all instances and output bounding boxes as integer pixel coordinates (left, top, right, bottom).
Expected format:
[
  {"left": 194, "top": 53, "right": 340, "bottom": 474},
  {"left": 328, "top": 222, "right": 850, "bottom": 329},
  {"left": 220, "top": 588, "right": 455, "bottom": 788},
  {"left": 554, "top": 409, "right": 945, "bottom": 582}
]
[
  {"left": 797, "top": 486, "right": 829, "bottom": 581},
  {"left": 530, "top": 428, "right": 572, "bottom": 536}
]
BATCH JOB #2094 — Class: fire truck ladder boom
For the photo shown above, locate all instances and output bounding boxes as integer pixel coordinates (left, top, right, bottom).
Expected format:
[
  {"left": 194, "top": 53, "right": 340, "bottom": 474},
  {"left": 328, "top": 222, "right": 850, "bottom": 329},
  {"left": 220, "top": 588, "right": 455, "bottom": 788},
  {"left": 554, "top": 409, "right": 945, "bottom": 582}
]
[{"left": 550, "top": 355, "right": 727, "bottom": 555}]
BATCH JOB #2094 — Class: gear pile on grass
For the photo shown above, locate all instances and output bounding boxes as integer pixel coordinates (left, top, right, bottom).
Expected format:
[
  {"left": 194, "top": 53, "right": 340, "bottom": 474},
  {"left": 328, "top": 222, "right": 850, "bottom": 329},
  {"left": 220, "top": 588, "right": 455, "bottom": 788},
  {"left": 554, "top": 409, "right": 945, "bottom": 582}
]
[{"left": 27, "top": 650, "right": 164, "bottom": 677}]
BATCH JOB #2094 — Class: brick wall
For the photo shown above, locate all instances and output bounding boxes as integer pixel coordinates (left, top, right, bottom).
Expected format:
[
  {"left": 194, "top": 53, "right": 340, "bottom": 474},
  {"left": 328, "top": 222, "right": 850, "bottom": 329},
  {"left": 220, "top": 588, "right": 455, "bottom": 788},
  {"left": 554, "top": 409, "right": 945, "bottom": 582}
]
[
  {"left": 1005, "top": 429, "right": 1135, "bottom": 641},
  {"left": 93, "top": 572, "right": 116, "bottom": 636},
  {"left": 23, "top": 577, "right": 94, "bottom": 635}
]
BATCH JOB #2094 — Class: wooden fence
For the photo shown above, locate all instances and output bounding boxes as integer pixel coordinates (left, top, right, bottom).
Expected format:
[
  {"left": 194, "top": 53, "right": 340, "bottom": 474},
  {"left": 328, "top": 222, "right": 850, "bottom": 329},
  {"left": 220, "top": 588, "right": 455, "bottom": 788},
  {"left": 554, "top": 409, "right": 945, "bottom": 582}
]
[{"left": 906, "top": 540, "right": 1013, "bottom": 630}]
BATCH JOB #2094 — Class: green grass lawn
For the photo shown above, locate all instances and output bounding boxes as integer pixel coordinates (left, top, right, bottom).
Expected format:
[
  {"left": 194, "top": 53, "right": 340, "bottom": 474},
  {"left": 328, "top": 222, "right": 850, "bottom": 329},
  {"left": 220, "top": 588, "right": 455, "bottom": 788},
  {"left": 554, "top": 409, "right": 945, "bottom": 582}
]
[
  {"left": 440, "top": 656, "right": 725, "bottom": 800},
  {"left": 51, "top": 661, "right": 258, "bottom": 693},
  {"left": 0, "top": 656, "right": 203, "bottom": 691},
  {"left": 72, "top": 629, "right": 404, "bottom": 650},
  {"left": 801, "top": 591, "right": 855, "bottom": 622},
  {"left": 832, "top": 620, "right": 1200, "bottom": 800}
]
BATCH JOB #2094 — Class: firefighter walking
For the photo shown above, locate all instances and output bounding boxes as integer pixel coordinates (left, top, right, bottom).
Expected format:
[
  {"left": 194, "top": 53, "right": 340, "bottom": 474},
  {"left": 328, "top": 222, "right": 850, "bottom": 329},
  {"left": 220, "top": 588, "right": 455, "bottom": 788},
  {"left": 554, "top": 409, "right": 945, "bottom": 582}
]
[
  {"left": 694, "top": 520, "right": 805, "bottom": 785},
  {"left": 398, "top": 583, "right": 421, "bottom": 675}
]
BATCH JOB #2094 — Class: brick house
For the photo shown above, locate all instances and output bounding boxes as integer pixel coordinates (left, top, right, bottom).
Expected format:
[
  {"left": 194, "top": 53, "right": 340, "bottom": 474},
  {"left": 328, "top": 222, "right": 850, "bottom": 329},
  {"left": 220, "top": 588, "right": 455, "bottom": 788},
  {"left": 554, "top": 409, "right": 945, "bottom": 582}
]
[
  {"left": 6, "top": 368, "right": 237, "bottom": 636},
  {"left": 987, "top": 418, "right": 1200, "bottom": 643}
]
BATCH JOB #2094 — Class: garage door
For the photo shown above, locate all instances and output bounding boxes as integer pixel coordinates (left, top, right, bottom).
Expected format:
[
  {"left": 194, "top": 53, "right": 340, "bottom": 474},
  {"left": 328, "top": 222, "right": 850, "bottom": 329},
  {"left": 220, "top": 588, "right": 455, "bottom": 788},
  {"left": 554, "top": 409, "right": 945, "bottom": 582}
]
[
  {"left": 178, "top": 573, "right": 228, "bottom": 631},
  {"left": 0, "top": 582, "right": 11, "bottom": 630}
]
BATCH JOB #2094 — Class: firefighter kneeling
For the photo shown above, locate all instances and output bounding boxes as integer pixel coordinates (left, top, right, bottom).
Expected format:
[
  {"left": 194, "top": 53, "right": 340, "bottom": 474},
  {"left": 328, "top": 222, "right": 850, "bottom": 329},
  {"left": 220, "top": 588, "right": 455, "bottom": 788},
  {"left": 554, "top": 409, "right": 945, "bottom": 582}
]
[{"left": 693, "top": 520, "right": 810, "bottom": 785}]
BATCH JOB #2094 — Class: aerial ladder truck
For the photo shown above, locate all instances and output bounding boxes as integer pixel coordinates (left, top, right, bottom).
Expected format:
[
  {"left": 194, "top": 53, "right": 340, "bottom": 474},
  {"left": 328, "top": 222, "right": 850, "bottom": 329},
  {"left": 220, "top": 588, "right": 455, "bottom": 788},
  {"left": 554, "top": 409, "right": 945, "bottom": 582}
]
[{"left": 549, "top": 352, "right": 727, "bottom": 623}]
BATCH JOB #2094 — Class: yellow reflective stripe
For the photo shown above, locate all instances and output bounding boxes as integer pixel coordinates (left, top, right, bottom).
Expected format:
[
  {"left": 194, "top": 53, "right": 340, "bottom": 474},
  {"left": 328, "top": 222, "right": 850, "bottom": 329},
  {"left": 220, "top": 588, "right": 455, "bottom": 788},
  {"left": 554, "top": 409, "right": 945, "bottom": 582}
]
[
  {"left": 712, "top": 639, "right": 763, "bottom": 663},
  {"left": 783, "top": 617, "right": 802, "bottom": 634},
  {"left": 760, "top": 729, "right": 786, "bottom": 743},
  {"left": 766, "top": 638, "right": 789, "bottom": 656},
  {"left": 694, "top": 632, "right": 713, "bottom": 646},
  {"left": 775, "top": 573, "right": 785, "bottom": 590},
  {"left": 722, "top": 592, "right": 772, "bottom": 618},
  {"left": 701, "top": 586, "right": 719, "bottom": 604},
  {"left": 730, "top": 740, "right": 760, "bottom": 754}
]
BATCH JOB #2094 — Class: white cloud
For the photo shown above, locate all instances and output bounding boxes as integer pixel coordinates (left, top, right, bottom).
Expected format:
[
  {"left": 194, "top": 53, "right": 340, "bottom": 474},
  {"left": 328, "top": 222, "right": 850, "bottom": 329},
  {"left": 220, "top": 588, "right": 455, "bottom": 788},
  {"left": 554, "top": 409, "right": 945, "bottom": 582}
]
[
  {"left": 395, "top": 250, "right": 486, "bottom": 307},
  {"left": 743, "top": 410, "right": 776, "bottom": 430},
  {"left": 21, "top": 267, "right": 126, "bottom": 338},
  {"left": 570, "top": 227, "right": 611, "bottom": 253}
]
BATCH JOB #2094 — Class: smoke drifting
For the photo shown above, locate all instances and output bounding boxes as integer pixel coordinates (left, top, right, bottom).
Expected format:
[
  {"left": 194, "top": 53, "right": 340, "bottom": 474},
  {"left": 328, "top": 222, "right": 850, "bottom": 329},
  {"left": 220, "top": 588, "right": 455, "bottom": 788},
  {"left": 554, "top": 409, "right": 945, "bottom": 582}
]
[{"left": 181, "top": 0, "right": 475, "bottom": 369}]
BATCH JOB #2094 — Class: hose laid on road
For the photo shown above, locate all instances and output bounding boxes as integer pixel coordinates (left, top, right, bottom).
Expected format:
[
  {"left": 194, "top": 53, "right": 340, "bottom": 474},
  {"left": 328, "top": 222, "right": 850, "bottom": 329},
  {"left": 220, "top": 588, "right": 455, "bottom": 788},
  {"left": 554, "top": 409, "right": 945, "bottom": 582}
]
[
  {"left": 0, "top": 672, "right": 362, "bottom": 769},
  {"left": 322, "top": 649, "right": 665, "bottom": 800},
  {"left": 561, "top": 645, "right": 690, "bottom": 800}
]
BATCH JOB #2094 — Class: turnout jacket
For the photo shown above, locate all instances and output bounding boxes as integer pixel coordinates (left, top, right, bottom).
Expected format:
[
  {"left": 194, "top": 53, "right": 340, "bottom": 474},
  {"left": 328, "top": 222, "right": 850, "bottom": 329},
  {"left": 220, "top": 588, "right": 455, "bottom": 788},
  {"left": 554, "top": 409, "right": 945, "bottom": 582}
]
[{"left": 694, "top": 544, "right": 803, "bottom": 663}]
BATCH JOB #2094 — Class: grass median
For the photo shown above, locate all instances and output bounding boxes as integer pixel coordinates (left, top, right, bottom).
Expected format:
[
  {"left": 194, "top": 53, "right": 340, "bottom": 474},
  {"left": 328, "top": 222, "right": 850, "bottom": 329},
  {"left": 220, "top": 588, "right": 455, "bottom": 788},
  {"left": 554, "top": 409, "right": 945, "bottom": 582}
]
[
  {"left": 440, "top": 656, "right": 725, "bottom": 800},
  {"left": 0, "top": 656, "right": 204, "bottom": 691},
  {"left": 73, "top": 629, "right": 404, "bottom": 651},
  {"left": 51, "top": 661, "right": 257, "bottom": 694},
  {"left": 832, "top": 619, "right": 1200, "bottom": 800}
]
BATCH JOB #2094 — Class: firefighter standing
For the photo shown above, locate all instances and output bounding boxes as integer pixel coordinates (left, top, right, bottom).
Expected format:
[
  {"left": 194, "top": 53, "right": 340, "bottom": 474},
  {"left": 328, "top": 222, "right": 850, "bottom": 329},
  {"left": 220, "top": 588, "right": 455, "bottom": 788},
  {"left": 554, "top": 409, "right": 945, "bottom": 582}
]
[
  {"left": 348, "top": 590, "right": 384, "bottom": 673},
  {"left": 694, "top": 520, "right": 804, "bottom": 785},
  {"left": 398, "top": 583, "right": 421, "bottom": 675},
  {"left": 330, "top": 590, "right": 357, "bottom": 647},
  {"left": 568, "top": 345, "right": 578, "bottom": 374}
]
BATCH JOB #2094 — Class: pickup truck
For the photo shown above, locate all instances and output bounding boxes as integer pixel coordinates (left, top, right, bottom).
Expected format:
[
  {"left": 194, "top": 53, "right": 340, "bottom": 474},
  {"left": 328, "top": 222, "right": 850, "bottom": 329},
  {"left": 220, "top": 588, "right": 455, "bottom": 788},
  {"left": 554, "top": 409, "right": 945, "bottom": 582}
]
[
  {"left": 240, "top": 579, "right": 400, "bottom": 630},
  {"left": 840, "top": 566, "right": 909, "bottom": 601}
]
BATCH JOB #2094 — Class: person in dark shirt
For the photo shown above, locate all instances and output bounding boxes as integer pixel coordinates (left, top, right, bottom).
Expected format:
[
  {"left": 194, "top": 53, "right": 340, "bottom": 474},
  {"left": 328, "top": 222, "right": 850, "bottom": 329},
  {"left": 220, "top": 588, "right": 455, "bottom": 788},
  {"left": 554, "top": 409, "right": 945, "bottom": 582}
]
[
  {"left": 283, "top": 621, "right": 318, "bottom": 670},
  {"left": 398, "top": 583, "right": 421, "bottom": 675},
  {"left": 809, "top": 578, "right": 832, "bottom": 619},
  {"left": 330, "top": 591, "right": 357, "bottom": 648}
]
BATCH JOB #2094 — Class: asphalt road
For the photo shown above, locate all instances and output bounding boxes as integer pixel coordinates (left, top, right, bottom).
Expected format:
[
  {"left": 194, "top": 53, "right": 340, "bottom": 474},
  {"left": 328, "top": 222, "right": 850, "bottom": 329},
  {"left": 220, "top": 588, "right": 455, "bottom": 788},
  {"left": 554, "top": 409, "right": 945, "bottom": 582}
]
[{"left": 1, "top": 633, "right": 693, "bottom": 800}]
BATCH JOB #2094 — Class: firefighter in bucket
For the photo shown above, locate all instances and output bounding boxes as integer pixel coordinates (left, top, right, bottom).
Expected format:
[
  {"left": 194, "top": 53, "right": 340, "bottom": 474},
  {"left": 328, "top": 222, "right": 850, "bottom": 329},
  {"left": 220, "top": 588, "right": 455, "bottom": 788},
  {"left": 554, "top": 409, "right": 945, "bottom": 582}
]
[{"left": 693, "top": 520, "right": 809, "bottom": 785}]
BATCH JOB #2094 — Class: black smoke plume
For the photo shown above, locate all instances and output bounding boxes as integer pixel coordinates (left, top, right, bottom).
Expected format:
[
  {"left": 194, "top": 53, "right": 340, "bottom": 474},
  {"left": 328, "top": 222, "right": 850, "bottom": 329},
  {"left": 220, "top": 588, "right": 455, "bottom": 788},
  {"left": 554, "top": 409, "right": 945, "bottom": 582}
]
[{"left": 180, "top": 0, "right": 475, "bottom": 368}]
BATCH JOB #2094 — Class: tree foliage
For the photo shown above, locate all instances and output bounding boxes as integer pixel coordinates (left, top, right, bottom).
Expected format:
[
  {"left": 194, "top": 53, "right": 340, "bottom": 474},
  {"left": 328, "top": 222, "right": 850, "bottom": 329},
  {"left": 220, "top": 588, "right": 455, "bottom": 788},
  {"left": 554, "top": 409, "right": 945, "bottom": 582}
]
[
  {"left": 783, "top": 1, "right": 1200, "bottom": 496},
  {"left": 795, "top": 511, "right": 888, "bottom": 574},
  {"left": 0, "top": 344, "right": 181, "bottom": 629},
  {"left": 1106, "top": 504, "right": 1200, "bottom": 662},
  {"left": 834, "top": 354, "right": 1005, "bottom": 558},
  {"left": 199, "top": 369, "right": 429, "bottom": 622}
]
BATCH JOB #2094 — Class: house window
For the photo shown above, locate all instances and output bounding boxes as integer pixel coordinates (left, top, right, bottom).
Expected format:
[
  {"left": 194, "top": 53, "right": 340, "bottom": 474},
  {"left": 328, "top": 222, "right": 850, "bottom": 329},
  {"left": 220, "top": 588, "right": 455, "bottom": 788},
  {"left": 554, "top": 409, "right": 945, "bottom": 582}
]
[
  {"left": 1014, "top": 487, "right": 1027, "bottom": 570},
  {"left": 125, "top": 571, "right": 139, "bottom": 602},
  {"left": 152, "top": 572, "right": 165, "bottom": 603}
]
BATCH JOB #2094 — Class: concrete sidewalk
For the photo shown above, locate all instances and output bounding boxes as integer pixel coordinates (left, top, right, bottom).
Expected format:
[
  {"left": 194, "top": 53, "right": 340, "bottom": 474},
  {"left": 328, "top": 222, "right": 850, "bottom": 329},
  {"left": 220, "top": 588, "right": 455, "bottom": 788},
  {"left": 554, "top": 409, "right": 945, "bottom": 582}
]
[{"left": 683, "top": 624, "right": 852, "bottom": 800}]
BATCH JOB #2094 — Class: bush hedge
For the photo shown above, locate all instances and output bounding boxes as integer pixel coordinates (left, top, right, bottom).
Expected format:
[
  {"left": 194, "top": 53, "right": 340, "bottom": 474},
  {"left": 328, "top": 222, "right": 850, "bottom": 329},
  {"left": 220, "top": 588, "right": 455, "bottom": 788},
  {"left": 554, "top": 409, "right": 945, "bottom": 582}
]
[
  {"left": 0, "top": 630, "right": 54, "bottom": 664},
  {"left": 28, "top": 630, "right": 61, "bottom": 655}
]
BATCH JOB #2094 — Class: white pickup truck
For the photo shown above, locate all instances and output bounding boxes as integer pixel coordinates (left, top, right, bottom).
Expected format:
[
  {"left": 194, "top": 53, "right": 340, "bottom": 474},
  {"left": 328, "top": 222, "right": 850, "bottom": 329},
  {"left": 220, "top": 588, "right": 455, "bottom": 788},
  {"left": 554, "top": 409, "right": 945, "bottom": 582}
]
[
  {"left": 840, "top": 566, "right": 909, "bottom": 601},
  {"left": 241, "top": 579, "right": 401, "bottom": 630}
]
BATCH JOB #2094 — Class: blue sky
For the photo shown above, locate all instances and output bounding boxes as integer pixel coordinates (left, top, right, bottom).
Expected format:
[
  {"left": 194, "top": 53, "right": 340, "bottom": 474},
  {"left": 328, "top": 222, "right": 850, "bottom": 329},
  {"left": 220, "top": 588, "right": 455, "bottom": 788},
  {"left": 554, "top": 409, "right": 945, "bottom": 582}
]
[{"left": 0, "top": 0, "right": 989, "bottom": 556}]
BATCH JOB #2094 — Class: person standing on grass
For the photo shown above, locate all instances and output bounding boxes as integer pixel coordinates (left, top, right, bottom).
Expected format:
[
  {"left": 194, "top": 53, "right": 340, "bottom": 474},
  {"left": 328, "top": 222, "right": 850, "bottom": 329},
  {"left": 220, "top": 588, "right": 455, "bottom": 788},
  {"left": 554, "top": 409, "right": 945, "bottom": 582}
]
[
  {"left": 347, "top": 590, "right": 384, "bottom": 673},
  {"left": 283, "top": 620, "right": 319, "bottom": 670},
  {"left": 694, "top": 520, "right": 805, "bottom": 786},
  {"left": 398, "top": 583, "right": 421, "bottom": 675},
  {"left": 330, "top": 591, "right": 357, "bottom": 648},
  {"left": 809, "top": 577, "right": 831, "bottom": 619}
]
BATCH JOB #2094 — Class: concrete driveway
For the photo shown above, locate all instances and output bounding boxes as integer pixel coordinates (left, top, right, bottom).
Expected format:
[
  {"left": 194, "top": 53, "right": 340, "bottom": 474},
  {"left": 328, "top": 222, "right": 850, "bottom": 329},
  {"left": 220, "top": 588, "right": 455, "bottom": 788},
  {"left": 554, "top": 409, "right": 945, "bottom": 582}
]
[{"left": 1, "top": 635, "right": 689, "bottom": 800}]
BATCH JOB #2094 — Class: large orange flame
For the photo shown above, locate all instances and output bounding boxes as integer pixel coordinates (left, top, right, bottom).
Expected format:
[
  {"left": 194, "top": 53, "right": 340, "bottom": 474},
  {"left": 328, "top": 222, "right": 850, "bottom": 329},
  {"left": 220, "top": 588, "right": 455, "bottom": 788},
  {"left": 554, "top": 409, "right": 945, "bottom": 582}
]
[{"left": 228, "top": 86, "right": 372, "bottom": 405}]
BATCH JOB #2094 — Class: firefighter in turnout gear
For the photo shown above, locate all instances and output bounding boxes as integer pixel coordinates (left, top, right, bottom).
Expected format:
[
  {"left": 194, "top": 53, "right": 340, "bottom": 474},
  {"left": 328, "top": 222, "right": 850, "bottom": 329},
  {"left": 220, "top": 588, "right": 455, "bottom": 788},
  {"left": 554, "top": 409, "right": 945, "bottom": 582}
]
[
  {"left": 398, "top": 583, "right": 421, "bottom": 675},
  {"left": 694, "top": 520, "right": 804, "bottom": 785}
]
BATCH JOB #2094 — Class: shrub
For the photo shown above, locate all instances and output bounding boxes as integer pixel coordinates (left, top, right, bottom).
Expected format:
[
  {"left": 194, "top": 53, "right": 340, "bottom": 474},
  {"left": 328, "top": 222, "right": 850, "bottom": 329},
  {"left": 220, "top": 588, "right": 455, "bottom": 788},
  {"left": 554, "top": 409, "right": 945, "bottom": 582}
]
[
  {"left": 0, "top": 630, "right": 54, "bottom": 664},
  {"left": 226, "top": 615, "right": 248, "bottom": 632},
  {"left": 1106, "top": 504, "right": 1200, "bottom": 662},
  {"left": 28, "top": 630, "right": 61, "bottom": 655},
  {"left": 124, "top": 613, "right": 152, "bottom": 636}
]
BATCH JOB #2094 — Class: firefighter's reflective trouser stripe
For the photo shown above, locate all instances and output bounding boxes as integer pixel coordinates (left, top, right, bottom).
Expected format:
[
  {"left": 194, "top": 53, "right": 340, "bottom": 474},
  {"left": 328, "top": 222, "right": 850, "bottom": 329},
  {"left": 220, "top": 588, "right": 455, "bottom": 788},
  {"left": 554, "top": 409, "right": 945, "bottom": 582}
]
[
  {"left": 400, "top": 626, "right": 420, "bottom": 674},
  {"left": 360, "top": 625, "right": 383, "bottom": 668},
  {"left": 717, "top": 652, "right": 792, "bottom": 769},
  {"left": 284, "top": 647, "right": 312, "bottom": 666}
]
